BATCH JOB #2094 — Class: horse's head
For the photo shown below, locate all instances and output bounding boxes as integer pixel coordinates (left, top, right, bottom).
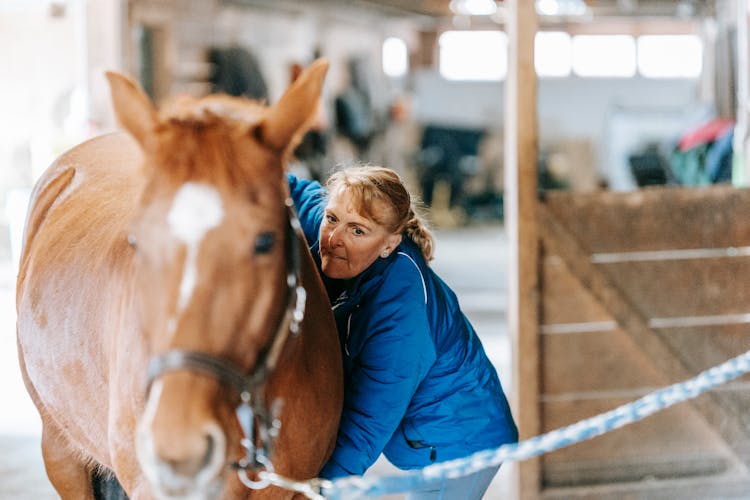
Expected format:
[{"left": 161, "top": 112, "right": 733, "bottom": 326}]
[{"left": 106, "top": 60, "right": 328, "bottom": 499}]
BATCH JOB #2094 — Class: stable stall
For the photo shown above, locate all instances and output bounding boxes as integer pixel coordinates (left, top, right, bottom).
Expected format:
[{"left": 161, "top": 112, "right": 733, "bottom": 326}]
[
  {"left": 536, "top": 186, "right": 750, "bottom": 498},
  {"left": 505, "top": 1, "right": 750, "bottom": 498}
]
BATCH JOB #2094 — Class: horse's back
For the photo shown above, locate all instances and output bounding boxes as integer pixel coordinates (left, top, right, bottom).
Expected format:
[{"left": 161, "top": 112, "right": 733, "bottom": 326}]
[
  {"left": 16, "top": 132, "right": 143, "bottom": 464},
  {"left": 20, "top": 132, "right": 142, "bottom": 273}
]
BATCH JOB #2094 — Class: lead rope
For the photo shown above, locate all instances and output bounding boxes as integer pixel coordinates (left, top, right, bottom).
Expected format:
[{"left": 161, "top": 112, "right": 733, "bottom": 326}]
[
  {"left": 248, "top": 348, "right": 750, "bottom": 499},
  {"left": 255, "top": 472, "right": 333, "bottom": 500}
]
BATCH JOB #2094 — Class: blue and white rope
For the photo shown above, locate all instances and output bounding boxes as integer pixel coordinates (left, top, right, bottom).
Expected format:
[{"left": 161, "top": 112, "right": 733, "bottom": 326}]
[{"left": 320, "top": 349, "right": 750, "bottom": 500}]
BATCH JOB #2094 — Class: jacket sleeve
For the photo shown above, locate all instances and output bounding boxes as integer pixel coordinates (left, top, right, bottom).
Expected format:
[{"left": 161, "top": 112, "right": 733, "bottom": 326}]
[
  {"left": 286, "top": 173, "right": 326, "bottom": 247},
  {"left": 320, "top": 258, "right": 437, "bottom": 479}
]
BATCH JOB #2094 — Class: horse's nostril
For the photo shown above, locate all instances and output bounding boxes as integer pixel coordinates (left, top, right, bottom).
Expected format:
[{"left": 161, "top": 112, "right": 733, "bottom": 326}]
[
  {"left": 163, "top": 434, "right": 216, "bottom": 478},
  {"left": 201, "top": 433, "right": 216, "bottom": 469},
  {"left": 165, "top": 456, "right": 202, "bottom": 478},
  {"left": 199, "top": 424, "right": 226, "bottom": 476}
]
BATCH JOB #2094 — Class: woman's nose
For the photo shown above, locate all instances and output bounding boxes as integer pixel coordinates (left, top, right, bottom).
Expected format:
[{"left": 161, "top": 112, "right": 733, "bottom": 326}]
[{"left": 327, "top": 226, "right": 343, "bottom": 247}]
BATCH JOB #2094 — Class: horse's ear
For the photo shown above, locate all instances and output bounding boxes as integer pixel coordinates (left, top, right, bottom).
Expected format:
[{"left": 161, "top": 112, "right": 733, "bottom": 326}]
[
  {"left": 105, "top": 71, "right": 158, "bottom": 148},
  {"left": 259, "top": 58, "right": 329, "bottom": 152}
]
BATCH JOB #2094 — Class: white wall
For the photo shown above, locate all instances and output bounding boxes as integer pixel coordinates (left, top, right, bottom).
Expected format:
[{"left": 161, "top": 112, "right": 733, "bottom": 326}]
[
  {"left": 0, "top": 2, "right": 95, "bottom": 263},
  {"left": 0, "top": 3, "right": 88, "bottom": 187}
]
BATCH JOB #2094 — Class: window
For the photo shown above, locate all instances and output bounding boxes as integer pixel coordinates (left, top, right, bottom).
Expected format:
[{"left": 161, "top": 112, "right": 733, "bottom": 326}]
[
  {"left": 535, "top": 31, "right": 572, "bottom": 77},
  {"left": 535, "top": 0, "right": 588, "bottom": 17},
  {"left": 382, "top": 37, "right": 408, "bottom": 78},
  {"left": 438, "top": 30, "right": 702, "bottom": 81},
  {"left": 449, "top": 0, "right": 498, "bottom": 16},
  {"left": 572, "top": 34, "right": 636, "bottom": 77},
  {"left": 438, "top": 30, "right": 507, "bottom": 81},
  {"left": 637, "top": 35, "right": 702, "bottom": 78}
]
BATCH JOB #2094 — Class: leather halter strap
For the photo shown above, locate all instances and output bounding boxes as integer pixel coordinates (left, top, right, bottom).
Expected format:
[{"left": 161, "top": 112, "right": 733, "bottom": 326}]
[{"left": 144, "top": 197, "right": 306, "bottom": 397}]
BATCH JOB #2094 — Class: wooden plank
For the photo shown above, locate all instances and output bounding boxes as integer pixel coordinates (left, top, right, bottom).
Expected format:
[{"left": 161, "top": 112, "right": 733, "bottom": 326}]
[
  {"left": 542, "top": 255, "right": 617, "bottom": 324},
  {"left": 504, "top": 1, "right": 539, "bottom": 498},
  {"left": 542, "top": 329, "right": 665, "bottom": 395},
  {"left": 599, "top": 257, "right": 750, "bottom": 318},
  {"left": 542, "top": 327, "right": 750, "bottom": 396},
  {"left": 541, "top": 398, "right": 736, "bottom": 483},
  {"left": 538, "top": 202, "right": 750, "bottom": 470},
  {"left": 544, "top": 455, "right": 728, "bottom": 488},
  {"left": 541, "top": 474, "right": 750, "bottom": 500},
  {"left": 543, "top": 186, "right": 750, "bottom": 252},
  {"left": 544, "top": 255, "right": 750, "bottom": 323},
  {"left": 657, "top": 325, "right": 750, "bottom": 372}
]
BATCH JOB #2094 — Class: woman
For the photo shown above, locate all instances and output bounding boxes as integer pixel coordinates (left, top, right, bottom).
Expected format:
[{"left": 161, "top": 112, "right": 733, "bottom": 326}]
[{"left": 288, "top": 166, "right": 518, "bottom": 499}]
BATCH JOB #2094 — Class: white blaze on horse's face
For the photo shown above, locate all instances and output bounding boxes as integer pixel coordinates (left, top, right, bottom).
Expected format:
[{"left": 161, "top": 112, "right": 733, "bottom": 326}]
[
  {"left": 167, "top": 182, "right": 224, "bottom": 315},
  {"left": 136, "top": 380, "right": 226, "bottom": 500},
  {"left": 135, "top": 182, "right": 227, "bottom": 500}
]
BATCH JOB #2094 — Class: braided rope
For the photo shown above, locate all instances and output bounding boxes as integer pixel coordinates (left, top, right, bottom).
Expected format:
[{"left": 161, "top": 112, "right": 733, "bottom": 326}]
[{"left": 316, "top": 349, "right": 750, "bottom": 499}]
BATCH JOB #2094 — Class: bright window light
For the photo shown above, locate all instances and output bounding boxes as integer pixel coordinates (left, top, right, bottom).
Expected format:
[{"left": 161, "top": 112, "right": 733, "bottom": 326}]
[
  {"left": 637, "top": 35, "right": 702, "bottom": 78},
  {"left": 535, "top": 31, "right": 571, "bottom": 77},
  {"left": 439, "top": 30, "right": 507, "bottom": 81},
  {"left": 535, "top": 0, "right": 588, "bottom": 17},
  {"left": 383, "top": 37, "right": 408, "bottom": 78},
  {"left": 572, "top": 35, "right": 636, "bottom": 77},
  {"left": 450, "top": 0, "right": 498, "bottom": 16}
]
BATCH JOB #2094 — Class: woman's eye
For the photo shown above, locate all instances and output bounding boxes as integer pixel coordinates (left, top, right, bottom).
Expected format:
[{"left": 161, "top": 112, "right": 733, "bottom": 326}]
[
  {"left": 254, "top": 231, "right": 276, "bottom": 255},
  {"left": 353, "top": 227, "right": 365, "bottom": 236},
  {"left": 326, "top": 214, "right": 337, "bottom": 224}
]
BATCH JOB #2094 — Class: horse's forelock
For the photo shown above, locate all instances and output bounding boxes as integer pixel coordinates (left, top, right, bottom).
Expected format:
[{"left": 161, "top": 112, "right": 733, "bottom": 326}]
[
  {"left": 142, "top": 94, "right": 277, "bottom": 189},
  {"left": 159, "top": 94, "right": 266, "bottom": 127}
]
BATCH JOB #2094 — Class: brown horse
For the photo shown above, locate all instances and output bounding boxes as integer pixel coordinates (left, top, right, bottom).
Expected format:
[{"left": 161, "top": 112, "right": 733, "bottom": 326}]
[{"left": 16, "top": 59, "right": 342, "bottom": 499}]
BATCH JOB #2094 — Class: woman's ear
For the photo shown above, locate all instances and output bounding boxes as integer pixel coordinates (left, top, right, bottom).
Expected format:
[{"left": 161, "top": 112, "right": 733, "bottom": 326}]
[{"left": 383, "top": 233, "right": 403, "bottom": 256}]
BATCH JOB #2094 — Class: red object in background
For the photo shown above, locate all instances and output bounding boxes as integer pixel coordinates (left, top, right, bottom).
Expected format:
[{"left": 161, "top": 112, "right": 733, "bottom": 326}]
[
  {"left": 389, "top": 96, "right": 410, "bottom": 123},
  {"left": 677, "top": 118, "right": 735, "bottom": 151}
]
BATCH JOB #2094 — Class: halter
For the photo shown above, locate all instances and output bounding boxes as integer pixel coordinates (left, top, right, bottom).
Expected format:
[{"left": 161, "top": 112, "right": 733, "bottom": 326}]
[{"left": 144, "top": 197, "right": 307, "bottom": 490}]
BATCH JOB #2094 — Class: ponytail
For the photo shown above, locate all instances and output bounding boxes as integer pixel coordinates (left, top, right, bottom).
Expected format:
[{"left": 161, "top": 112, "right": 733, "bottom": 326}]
[{"left": 403, "top": 207, "right": 435, "bottom": 262}]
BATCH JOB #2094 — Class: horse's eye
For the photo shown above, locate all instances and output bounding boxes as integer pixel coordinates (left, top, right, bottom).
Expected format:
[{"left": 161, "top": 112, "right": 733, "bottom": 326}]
[{"left": 254, "top": 232, "right": 276, "bottom": 255}]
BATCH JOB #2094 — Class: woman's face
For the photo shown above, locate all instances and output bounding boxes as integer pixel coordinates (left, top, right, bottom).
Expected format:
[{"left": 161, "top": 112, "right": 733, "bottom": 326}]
[{"left": 319, "top": 189, "right": 402, "bottom": 280}]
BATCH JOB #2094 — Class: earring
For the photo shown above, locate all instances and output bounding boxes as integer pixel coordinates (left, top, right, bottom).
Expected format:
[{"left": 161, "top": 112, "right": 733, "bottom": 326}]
[{"left": 381, "top": 251, "right": 389, "bottom": 258}]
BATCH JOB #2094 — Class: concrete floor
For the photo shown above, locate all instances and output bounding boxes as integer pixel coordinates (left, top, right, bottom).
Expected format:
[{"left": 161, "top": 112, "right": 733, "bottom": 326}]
[{"left": 0, "top": 224, "right": 514, "bottom": 499}]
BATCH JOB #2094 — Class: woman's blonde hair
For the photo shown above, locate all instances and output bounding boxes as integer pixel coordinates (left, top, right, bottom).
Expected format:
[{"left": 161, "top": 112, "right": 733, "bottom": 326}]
[{"left": 326, "top": 166, "right": 435, "bottom": 262}]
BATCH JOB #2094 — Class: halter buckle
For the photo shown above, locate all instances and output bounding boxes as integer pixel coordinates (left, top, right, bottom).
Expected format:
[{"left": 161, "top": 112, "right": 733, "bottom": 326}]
[
  {"left": 290, "top": 285, "right": 307, "bottom": 335},
  {"left": 234, "top": 390, "right": 283, "bottom": 489}
]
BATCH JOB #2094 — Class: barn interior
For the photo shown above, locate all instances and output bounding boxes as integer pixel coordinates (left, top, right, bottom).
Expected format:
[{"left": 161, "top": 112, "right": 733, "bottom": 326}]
[{"left": 1, "top": 1, "right": 749, "bottom": 499}]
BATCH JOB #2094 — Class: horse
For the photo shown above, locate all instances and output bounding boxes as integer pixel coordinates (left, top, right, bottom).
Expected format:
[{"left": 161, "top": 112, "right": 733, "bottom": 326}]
[{"left": 16, "top": 59, "right": 343, "bottom": 499}]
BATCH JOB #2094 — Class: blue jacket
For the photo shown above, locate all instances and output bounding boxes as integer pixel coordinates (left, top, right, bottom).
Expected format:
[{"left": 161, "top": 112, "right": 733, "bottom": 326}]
[{"left": 288, "top": 174, "right": 518, "bottom": 479}]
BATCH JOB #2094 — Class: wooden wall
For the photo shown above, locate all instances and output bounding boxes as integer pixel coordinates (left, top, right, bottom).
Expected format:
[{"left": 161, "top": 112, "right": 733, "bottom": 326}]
[{"left": 534, "top": 185, "right": 750, "bottom": 499}]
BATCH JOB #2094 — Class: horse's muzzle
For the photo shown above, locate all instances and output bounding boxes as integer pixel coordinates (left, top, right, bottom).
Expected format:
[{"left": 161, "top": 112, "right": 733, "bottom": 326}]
[{"left": 135, "top": 380, "right": 229, "bottom": 500}]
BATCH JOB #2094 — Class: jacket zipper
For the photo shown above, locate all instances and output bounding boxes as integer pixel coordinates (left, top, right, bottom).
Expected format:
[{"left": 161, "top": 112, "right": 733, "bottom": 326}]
[{"left": 344, "top": 313, "right": 352, "bottom": 356}]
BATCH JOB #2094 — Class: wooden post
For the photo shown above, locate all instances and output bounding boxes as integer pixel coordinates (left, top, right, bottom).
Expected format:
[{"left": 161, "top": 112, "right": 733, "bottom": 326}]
[
  {"left": 734, "top": 0, "right": 750, "bottom": 186},
  {"left": 504, "top": 1, "right": 539, "bottom": 499}
]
